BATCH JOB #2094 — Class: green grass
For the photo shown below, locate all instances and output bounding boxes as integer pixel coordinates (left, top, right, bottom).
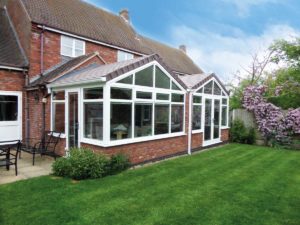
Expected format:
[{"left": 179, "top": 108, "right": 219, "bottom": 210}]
[{"left": 1, "top": 144, "right": 300, "bottom": 225}]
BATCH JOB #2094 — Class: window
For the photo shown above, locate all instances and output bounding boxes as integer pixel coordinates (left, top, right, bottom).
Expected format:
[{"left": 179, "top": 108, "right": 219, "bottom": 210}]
[
  {"left": 61, "top": 35, "right": 85, "bottom": 57},
  {"left": 117, "top": 50, "right": 134, "bottom": 62},
  {"left": 156, "top": 93, "right": 169, "bottom": 101},
  {"left": 135, "top": 104, "right": 152, "bottom": 137},
  {"left": 136, "top": 91, "right": 152, "bottom": 99},
  {"left": 214, "top": 83, "right": 222, "bottom": 95},
  {"left": 135, "top": 66, "right": 153, "bottom": 87},
  {"left": 171, "top": 105, "right": 183, "bottom": 133},
  {"left": 204, "top": 81, "right": 213, "bottom": 94},
  {"left": 155, "top": 104, "right": 169, "bottom": 135},
  {"left": 221, "top": 98, "right": 228, "bottom": 126},
  {"left": 155, "top": 66, "right": 170, "bottom": 89},
  {"left": 117, "top": 75, "right": 133, "bottom": 84},
  {"left": 83, "top": 88, "right": 103, "bottom": 140},
  {"left": 0, "top": 95, "right": 18, "bottom": 121},
  {"left": 111, "top": 103, "right": 132, "bottom": 140},
  {"left": 192, "top": 95, "right": 202, "bottom": 130},
  {"left": 171, "top": 94, "right": 184, "bottom": 102},
  {"left": 172, "top": 81, "right": 181, "bottom": 90},
  {"left": 111, "top": 88, "right": 132, "bottom": 100},
  {"left": 52, "top": 91, "right": 65, "bottom": 133}
]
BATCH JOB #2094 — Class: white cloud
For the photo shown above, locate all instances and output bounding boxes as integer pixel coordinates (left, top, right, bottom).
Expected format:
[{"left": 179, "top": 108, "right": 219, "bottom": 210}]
[
  {"left": 171, "top": 24, "right": 300, "bottom": 84},
  {"left": 222, "top": 0, "right": 280, "bottom": 17}
]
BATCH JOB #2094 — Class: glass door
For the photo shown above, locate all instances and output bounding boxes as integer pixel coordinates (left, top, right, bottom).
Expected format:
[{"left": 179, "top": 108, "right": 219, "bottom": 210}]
[
  {"left": 204, "top": 98, "right": 221, "bottom": 146},
  {"left": 67, "top": 91, "right": 79, "bottom": 149}
]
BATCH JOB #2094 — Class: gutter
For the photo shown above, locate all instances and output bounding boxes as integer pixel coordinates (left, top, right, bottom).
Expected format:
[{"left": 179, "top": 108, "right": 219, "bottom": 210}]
[
  {"left": 37, "top": 25, "right": 145, "bottom": 57},
  {"left": 0, "top": 65, "right": 28, "bottom": 71}
]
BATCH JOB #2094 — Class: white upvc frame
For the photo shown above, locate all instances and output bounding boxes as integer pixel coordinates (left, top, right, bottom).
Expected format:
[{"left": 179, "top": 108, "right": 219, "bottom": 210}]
[
  {"left": 50, "top": 91, "right": 66, "bottom": 138},
  {"left": 191, "top": 77, "right": 229, "bottom": 146},
  {"left": 117, "top": 50, "right": 134, "bottom": 62},
  {"left": 0, "top": 91, "right": 22, "bottom": 141},
  {"left": 60, "top": 35, "right": 86, "bottom": 58}
]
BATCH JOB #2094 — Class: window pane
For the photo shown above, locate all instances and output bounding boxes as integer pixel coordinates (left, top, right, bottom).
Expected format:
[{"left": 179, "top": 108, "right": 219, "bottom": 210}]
[
  {"left": 222, "top": 98, "right": 227, "bottom": 105},
  {"left": 214, "top": 82, "right": 222, "bottom": 95},
  {"left": 135, "top": 104, "right": 152, "bottom": 137},
  {"left": 75, "top": 49, "right": 84, "bottom": 57},
  {"left": 155, "top": 104, "right": 169, "bottom": 135},
  {"left": 111, "top": 88, "right": 132, "bottom": 100},
  {"left": 204, "top": 81, "right": 213, "bottom": 94},
  {"left": 117, "top": 51, "right": 133, "bottom": 62},
  {"left": 172, "top": 94, "right": 184, "bottom": 102},
  {"left": 135, "top": 66, "right": 153, "bottom": 87},
  {"left": 155, "top": 66, "right": 170, "bottom": 89},
  {"left": 192, "top": 105, "right": 201, "bottom": 130},
  {"left": 197, "top": 87, "right": 203, "bottom": 93},
  {"left": 193, "top": 96, "right": 202, "bottom": 104},
  {"left": 84, "top": 88, "right": 103, "bottom": 99},
  {"left": 156, "top": 93, "right": 169, "bottom": 101},
  {"left": 61, "top": 36, "right": 73, "bottom": 47},
  {"left": 84, "top": 103, "right": 103, "bottom": 140},
  {"left": 172, "top": 81, "right": 181, "bottom": 90},
  {"left": 222, "top": 106, "right": 227, "bottom": 126},
  {"left": 0, "top": 95, "right": 18, "bottom": 121},
  {"left": 61, "top": 46, "right": 73, "bottom": 57},
  {"left": 52, "top": 91, "right": 65, "bottom": 100},
  {"left": 111, "top": 103, "right": 132, "bottom": 140},
  {"left": 52, "top": 102, "right": 65, "bottom": 133},
  {"left": 117, "top": 75, "right": 133, "bottom": 84},
  {"left": 171, "top": 105, "right": 183, "bottom": 133},
  {"left": 75, "top": 39, "right": 84, "bottom": 50},
  {"left": 136, "top": 91, "right": 152, "bottom": 99}
]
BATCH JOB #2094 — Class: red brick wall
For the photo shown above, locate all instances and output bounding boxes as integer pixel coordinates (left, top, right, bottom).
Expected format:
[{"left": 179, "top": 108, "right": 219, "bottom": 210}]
[
  {"left": 221, "top": 128, "right": 229, "bottom": 142},
  {"left": 192, "top": 132, "right": 203, "bottom": 149},
  {"left": 82, "top": 135, "right": 188, "bottom": 164},
  {"left": 0, "top": 70, "right": 24, "bottom": 91}
]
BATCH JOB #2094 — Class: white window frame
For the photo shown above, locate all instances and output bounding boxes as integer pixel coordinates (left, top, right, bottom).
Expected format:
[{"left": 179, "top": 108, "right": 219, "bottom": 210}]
[
  {"left": 117, "top": 50, "right": 134, "bottom": 62},
  {"left": 51, "top": 90, "right": 66, "bottom": 137},
  {"left": 60, "top": 35, "right": 85, "bottom": 58},
  {"left": 192, "top": 94, "right": 203, "bottom": 134}
]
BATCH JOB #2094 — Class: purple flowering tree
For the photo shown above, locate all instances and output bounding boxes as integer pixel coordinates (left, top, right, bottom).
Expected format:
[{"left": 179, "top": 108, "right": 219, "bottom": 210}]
[{"left": 243, "top": 85, "right": 300, "bottom": 145}]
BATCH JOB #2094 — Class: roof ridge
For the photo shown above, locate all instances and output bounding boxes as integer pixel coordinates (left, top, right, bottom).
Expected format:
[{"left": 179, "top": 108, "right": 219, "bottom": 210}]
[{"left": 3, "top": 6, "right": 28, "bottom": 67}]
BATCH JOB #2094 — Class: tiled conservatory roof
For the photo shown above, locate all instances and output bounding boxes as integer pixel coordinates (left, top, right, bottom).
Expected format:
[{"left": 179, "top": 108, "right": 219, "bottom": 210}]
[{"left": 49, "top": 54, "right": 187, "bottom": 88}]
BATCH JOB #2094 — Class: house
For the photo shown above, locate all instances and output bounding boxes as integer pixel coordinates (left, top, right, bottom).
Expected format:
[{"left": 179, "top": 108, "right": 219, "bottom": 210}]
[{"left": 0, "top": 0, "right": 229, "bottom": 164}]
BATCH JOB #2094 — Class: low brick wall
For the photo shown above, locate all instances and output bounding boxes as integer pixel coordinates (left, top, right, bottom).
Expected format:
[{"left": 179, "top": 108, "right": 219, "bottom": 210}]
[{"left": 221, "top": 129, "right": 229, "bottom": 142}]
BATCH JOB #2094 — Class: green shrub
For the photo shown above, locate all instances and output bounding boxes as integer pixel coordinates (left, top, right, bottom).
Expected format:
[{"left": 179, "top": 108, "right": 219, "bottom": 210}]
[
  {"left": 268, "top": 94, "right": 300, "bottom": 109},
  {"left": 230, "top": 119, "right": 256, "bottom": 144},
  {"left": 107, "top": 153, "right": 131, "bottom": 175},
  {"left": 52, "top": 148, "right": 131, "bottom": 180}
]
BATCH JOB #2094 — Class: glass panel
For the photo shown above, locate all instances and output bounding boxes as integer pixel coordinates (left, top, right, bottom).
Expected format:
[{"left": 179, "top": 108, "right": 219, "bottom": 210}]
[
  {"left": 111, "top": 103, "right": 132, "bottom": 140},
  {"left": 135, "top": 66, "right": 153, "bottom": 87},
  {"left": 213, "top": 99, "right": 220, "bottom": 139},
  {"left": 117, "top": 75, "right": 133, "bottom": 84},
  {"left": 155, "top": 104, "right": 169, "bottom": 135},
  {"left": 117, "top": 51, "right": 133, "bottom": 62},
  {"left": 155, "top": 66, "right": 170, "bottom": 89},
  {"left": 68, "top": 92, "right": 79, "bottom": 148},
  {"left": 84, "top": 88, "right": 103, "bottom": 99},
  {"left": 171, "top": 105, "right": 183, "bottom": 133},
  {"left": 111, "top": 88, "right": 132, "bottom": 100},
  {"left": 135, "top": 104, "right": 152, "bottom": 137},
  {"left": 74, "top": 39, "right": 84, "bottom": 50},
  {"left": 204, "top": 99, "right": 212, "bottom": 141},
  {"left": 222, "top": 106, "right": 227, "bottom": 126},
  {"left": 84, "top": 103, "right": 103, "bottom": 140},
  {"left": 222, "top": 98, "right": 227, "bottom": 105},
  {"left": 171, "top": 94, "right": 184, "bottom": 102},
  {"left": 213, "top": 82, "right": 222, "bottom": 95},
  {"left": 75, "top": 49, "right": 84, "bottom": 57},
  {"left": 156, "top": 93, "right": 169, "bottom": 101},
  {"left": 61, "top": 46, "right": 73, "bottom": 57},
  {"left": 204, "top": 81, "right": 213, "bottom": 94},
  {"left": 193, "top": 96, "right": 202, "bottom": 104},
  {"left": 61, "top": 36, "right": 73, "bottom": 47},
  {"left": 172, "top": 81, "right": 181, "bottom": 90},
  {"left": 0, "top": 95, "right": 18, "bottom": 121},
  {"left": 53, "top": 91, "right": 65, "bottom": 100},
  {"left": 192, "top": 105, "right": 201, "bottom": 130},
  {"left": 197, "top": 87, "right": 203, "bottom": 93},
  {"left": 52, "top": 103, "right": 65, "bottom": 133},
  {"left": 136, "top": 91, "right": 152, "bottom": 99}
]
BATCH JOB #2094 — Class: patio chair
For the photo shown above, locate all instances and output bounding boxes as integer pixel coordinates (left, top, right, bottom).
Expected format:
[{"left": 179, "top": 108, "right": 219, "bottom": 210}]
[
  {"left": 20, "top": 131, "right": 62, "bottom": 165},
  {"left": 0, "top": 140, "right": 21, "bottom": 176}
]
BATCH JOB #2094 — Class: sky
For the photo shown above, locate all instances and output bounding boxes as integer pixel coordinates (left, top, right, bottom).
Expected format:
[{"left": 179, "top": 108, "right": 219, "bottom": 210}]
[{"left": 86, "top": 0, "right": 300, "bottom": 83}]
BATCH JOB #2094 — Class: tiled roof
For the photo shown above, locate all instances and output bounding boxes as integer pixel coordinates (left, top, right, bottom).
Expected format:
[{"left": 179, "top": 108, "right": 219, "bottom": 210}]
[
  {"left": 29, "top": 52, "right": 99, "bottom": 87},
  {"left": 20, "top": 0, "right": 203, "bottom": 75},
  {"left": 50, "top": 54, "right": 187, "bottom": 89},
  {"left": 0, "top": 7, "right": 28, "bottom": 68}
]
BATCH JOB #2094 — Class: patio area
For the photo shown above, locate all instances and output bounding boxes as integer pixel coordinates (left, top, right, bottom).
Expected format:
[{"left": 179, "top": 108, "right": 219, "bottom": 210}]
[{"left": 0, "top": 151, "right": 54, "bottom": 185}]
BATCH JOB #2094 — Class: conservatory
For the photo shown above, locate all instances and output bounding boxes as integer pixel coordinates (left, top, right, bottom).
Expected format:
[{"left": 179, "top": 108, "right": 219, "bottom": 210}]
[{"left": 47, "top": 54, "right": 229, "bottom": 157}]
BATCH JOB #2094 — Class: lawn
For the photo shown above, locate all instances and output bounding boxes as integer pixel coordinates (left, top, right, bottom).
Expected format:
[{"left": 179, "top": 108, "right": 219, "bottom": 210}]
[{"left": 1, "top": 144, "right": 300, "bottom": 225}]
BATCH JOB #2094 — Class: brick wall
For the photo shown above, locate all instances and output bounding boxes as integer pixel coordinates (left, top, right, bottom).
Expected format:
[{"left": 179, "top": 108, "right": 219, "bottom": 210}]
[
  {"left": 191, "top": 132, "right": 203, "bottom": 149},
  {"left": 221, "top": 128, "right": 229, "bottom": 142}
]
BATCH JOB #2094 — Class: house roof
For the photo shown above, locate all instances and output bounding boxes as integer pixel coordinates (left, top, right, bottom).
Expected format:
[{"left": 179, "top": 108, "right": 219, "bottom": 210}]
[
  {"left": 20, "top": 0, "right": 203, "bottom": 75},
  {"left": 0, "top": 7, "right": 28, "bottom": 68},
  {"left": 29, "top": 52, "right": 101, "bottom": 87},
  {"left": 49, "top": 54, "right": 187, "bottom": 89}
]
